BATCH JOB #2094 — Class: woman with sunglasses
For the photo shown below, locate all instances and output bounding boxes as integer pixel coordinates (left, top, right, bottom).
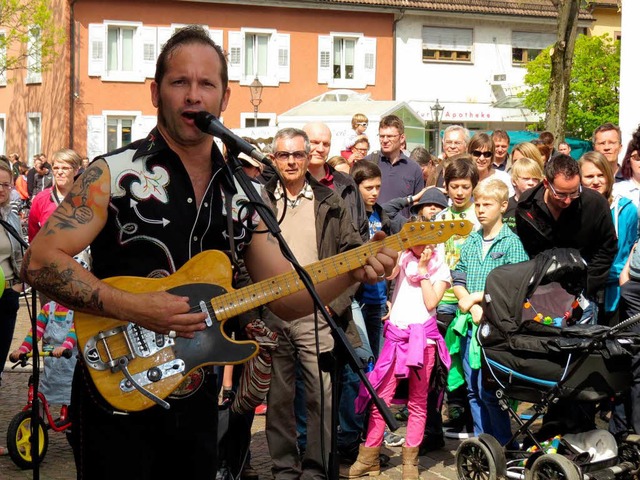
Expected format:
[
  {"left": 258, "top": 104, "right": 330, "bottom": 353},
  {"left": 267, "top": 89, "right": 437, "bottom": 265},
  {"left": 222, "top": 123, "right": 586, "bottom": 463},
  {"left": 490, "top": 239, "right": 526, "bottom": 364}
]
[
  {"left": 612, "top": 126, "right": 640, "bottom": 208},
  {"left": 467, "top": 133, "right": 514, "bottom": 197}
]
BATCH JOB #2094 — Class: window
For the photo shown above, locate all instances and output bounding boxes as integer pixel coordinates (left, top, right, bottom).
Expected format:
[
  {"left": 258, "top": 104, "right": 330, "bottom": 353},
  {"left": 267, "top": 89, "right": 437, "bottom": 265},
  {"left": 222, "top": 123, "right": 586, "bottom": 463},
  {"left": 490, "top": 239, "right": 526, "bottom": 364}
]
[
  {"left": 422, "top": 27, "right": 472, "bottom": 62},
  {"left": 512, "top": 31, "right": 555, "bottom": 65},
  {"left": 333, "top": 37, "right": 356, "bottom": 80},
  {"left": 87, "top": 112, "right": 156, "bottom": 161},
  {"left": 317, "top": 34, "right": 376, "bottom": 87},
  {"left": 240, "top": 112, "right": 276, "bottom": 128},
  {"left": 27, "top": 26, "right": 42, "bottom": 83},
  {"left": 27, "top": 113, "right": 41, "bottom": 162},
  {"left": 89, "top": 22, "right": 162, "bottom": 81},
  {"left": 107, "top": 26, "right": 135, "bottom": 74},
  {"left": 228, "top": 29, "right": 290, "bottom": 86},
  {"left": 244, "top": 33, "right": 269, "bottom": 78},
  {"left": 106, "top": 117, "right": 133, "bottom": 152}
]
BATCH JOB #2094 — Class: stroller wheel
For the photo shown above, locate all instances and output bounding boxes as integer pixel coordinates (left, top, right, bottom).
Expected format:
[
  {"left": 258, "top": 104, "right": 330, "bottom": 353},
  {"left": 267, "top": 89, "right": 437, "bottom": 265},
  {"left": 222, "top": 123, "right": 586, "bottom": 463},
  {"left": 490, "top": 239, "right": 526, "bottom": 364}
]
[
  {"left": 6, "top": 410, "right": 49, "bottom": 469},
  {"left": 525, "top": 453, "right": 581, "bottom": 480},
  {"left": 456, "top": 437, "right": 498, "bottom": 480}
]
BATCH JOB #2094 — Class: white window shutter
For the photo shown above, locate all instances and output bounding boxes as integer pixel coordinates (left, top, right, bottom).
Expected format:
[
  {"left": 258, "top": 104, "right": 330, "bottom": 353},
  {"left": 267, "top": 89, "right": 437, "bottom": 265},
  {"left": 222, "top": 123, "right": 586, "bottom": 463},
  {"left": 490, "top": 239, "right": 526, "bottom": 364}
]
[
  {"left": 157, "top": 27, "right": 173, "bottom": 56},
  {"left": 317, "top": 35, "right": 332, "bottom": 84},
  {"left": 228, "top": 31, "right": 243, "bottom": 82},
  {"left": 88, "top": 24, "right": 105, "bottom": 78},
  {"left": 276, "top": 33, "right": 290, "bottom": 83},
  {"left": 361, "top": 36, "right": 376, "bottom": 86},
  {"left": 87, "top": 115, "right": 105, "bottom": 161},
  {"left": 209, "top": 29, "right": 224, "bottom": 49},
  {"left": 132, "top": 114, "right": 157, "bottom": 140},
  {"left": 141, "top": 26, "right": 157, "bottom": 79}
]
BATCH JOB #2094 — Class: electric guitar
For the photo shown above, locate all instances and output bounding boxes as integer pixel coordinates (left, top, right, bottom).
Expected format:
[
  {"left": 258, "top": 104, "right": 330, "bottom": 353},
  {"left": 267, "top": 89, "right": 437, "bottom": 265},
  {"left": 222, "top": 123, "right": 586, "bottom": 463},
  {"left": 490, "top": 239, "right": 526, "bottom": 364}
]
[{"left": 76, "top": 220, "right": 472, "bottom": 412}]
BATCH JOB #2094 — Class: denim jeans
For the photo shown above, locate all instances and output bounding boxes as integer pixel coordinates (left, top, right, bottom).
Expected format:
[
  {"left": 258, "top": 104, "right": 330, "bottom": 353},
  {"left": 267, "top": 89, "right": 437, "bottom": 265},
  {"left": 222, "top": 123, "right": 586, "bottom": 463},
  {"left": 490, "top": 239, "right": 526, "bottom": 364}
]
[
  {"left": 359, "top": 302, "right": 387, "bottom": 360},
  {"left": 460, "top": 330, "right": 512, "bottom": 446}
]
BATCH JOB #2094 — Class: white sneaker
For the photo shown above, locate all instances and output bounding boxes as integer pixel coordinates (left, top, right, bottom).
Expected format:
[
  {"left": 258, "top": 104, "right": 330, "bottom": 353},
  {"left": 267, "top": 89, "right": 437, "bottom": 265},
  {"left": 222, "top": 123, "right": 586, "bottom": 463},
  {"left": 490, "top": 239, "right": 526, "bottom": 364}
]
[{"left": 384, "top": 431, "right": 405, "bottom": 447}]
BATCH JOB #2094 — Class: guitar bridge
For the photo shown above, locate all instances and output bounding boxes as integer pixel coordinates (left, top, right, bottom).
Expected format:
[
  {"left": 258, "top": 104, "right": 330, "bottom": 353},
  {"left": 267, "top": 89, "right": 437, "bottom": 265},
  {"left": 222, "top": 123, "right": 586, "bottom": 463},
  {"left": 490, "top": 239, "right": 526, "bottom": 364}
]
[
  {"left": 83, "top": 324, "right": 175, "bottom": 372},
  {"left": 119, "top": 359, "right": 185, "bottom": 393}
]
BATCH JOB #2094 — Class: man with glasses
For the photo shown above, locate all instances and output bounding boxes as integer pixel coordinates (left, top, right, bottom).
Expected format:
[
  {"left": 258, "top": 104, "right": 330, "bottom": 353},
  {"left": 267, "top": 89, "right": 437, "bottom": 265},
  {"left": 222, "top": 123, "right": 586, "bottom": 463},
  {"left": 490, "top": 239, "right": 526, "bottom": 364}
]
[
  {"left": 364, "top": 115, "right": 424, "bottom": 217},
  {"left": 263, "top": 127, "right": 364, "bottom": 479},
  {"left": 435, "top": 125, "right": 471, "bottom": 189},
  {"left": 516, "top": 154, "right": 617, "bottom": 322},
  {"left": 593, "top": 122, "right": 624, "bottom": 181}
]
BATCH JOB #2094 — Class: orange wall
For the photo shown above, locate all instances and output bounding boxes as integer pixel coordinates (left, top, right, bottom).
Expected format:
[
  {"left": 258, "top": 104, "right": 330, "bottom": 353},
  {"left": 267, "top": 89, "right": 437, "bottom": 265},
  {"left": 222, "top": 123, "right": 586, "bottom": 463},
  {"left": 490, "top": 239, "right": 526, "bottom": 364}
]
[
  {"left": 71, "top": 0, "right": 394, "bottom": 156},
  {"left": 0, "top": 0, "right": 70, "bottom": 161}
]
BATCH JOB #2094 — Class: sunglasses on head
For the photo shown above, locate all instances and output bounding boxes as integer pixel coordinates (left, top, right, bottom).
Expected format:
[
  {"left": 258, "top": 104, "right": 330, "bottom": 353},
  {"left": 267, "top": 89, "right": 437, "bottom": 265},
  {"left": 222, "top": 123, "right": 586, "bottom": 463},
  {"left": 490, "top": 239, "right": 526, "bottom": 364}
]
[{"left": 472, "top": 150, "right": 492, "bottom": 159}]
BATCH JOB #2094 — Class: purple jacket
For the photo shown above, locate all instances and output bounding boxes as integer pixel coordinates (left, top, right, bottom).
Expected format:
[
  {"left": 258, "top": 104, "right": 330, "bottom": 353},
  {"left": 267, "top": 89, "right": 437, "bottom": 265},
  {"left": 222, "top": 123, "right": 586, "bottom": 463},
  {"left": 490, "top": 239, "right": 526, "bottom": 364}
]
[{"left": 355, "top": 320, "right": 451, "bottom": 413}]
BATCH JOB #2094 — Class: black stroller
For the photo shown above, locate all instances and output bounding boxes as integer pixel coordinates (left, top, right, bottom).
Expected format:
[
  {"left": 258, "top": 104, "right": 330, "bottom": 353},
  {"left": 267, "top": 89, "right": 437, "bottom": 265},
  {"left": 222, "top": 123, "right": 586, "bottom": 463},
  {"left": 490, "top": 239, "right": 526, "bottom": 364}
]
[{"left": 454, "top": 248, "right": 640, "bottom": 480}]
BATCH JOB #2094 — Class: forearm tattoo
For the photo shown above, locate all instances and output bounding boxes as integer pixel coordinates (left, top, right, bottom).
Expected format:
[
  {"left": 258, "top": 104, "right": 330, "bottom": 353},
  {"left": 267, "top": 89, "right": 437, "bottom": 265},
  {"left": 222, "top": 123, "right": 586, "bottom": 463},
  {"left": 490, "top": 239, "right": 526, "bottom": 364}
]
[{"left": 23, "top": 250, "right": 104, "bottom": 312}]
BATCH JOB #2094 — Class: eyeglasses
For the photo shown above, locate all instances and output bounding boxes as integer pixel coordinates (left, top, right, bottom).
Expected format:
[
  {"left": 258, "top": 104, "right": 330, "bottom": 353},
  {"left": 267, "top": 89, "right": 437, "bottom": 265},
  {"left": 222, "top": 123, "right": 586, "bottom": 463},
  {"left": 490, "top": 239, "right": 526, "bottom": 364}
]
[
  {"left": 273, "top": 150, "right": 307, "bottom": 162},
  {"left": 471, "top": 150, "right": 493, "bottom": 159},
  {"left": 356, "top": 123, "right": 368, "bottom": 127},
  {"left": 547, "top": 182, "right": 582, "bottom": 200},
  {"left": 630, "top": 152, "right": 640, "bottom": 162},
  {"left": 444, "top": 140, "right": 464, "bottom": 147},
  {"left": 378, "top": 134, "right": 400, "bottom": 140},
  {"left": 353, "top": 147, "right": 369, "bottom": 154},
  {"left": 0, "top": 183, "right": 12, "bottom": 189}
]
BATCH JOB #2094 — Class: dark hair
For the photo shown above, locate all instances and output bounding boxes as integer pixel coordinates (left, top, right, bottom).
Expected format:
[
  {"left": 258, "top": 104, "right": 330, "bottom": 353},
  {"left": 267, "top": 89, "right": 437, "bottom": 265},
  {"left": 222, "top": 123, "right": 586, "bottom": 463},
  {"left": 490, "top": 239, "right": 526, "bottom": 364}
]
[
  {"left": 410, "top": 146, "right": 434, "bottom": 167},
  {"left": 491, "top": 129, "right": 510, "bottom": 144},
  {"left": 468, "top": 132, "right": 494, "bottom": 155},
  {"left": 155, "top": 25, "right": 228, "bottom": 91},
  {"left": 544, "top": 153, "right": 580, "bottom": 183},
  {"left": 444, "top": 154, "right": 479, "bottom": 188},
  {"left": 351, "top": 160, "right": 382, "bottom": 185},
  {"left": 620, "top": 124, "right": 640, "bottom": 180},
  {"left": 592, "top": 122, "right": 621, "bottom": 145},
  {"left": 539, "top": 131, "right": 555, "bottom": 147},
  {"left": 531, "top": 139, "right": 552, "bottom": 162},
  {"left": 379, "top": 114, "right": 404, "bottom": 134}
]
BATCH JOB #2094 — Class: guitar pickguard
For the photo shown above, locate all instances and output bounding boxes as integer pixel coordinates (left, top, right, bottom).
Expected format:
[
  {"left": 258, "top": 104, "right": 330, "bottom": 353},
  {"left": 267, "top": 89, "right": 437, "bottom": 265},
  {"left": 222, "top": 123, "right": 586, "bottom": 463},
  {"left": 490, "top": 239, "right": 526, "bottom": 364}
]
[{"left": 168, "top": 283, "right": 258, "bottom": 372}]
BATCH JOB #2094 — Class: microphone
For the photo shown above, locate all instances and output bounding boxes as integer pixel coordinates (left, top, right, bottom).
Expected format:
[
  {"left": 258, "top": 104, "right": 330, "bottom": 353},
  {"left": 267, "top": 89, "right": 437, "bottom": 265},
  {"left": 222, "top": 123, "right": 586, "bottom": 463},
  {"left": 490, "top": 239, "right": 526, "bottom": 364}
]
[{"left": 191, "top": 111, "right": 273, "bottom": 169}]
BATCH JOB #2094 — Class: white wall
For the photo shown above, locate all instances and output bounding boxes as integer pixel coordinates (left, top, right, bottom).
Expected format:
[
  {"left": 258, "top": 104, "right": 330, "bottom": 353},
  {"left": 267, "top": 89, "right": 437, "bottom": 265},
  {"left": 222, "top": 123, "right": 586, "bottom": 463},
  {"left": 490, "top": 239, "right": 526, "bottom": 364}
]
[
  {"left": 619, "top": 0, "right": 640, "bottom": 149},
  {"left": 395, "top": 13, "right": 553, "bottom": 105}
]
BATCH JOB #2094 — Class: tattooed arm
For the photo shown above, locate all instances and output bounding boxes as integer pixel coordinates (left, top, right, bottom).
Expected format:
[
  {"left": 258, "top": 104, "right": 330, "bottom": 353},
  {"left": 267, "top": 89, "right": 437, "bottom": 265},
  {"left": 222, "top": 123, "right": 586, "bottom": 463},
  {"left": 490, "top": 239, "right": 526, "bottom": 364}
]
[{"left": 22, "top": 160, "right": 207, "bottom": 338}]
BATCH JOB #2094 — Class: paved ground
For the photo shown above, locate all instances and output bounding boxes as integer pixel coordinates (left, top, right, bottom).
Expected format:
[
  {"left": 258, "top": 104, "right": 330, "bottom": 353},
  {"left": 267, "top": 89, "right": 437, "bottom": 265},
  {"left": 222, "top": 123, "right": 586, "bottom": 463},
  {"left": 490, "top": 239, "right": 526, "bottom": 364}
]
[{"left": 0, "top": 296, "right": 463, "bottom": 479}]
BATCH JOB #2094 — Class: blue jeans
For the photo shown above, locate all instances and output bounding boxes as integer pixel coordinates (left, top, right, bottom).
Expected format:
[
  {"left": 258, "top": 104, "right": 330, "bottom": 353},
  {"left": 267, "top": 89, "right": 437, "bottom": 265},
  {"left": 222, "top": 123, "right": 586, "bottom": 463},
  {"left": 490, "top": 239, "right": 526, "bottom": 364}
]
[
  {"left": 461, "top": 330, "right": 512, "bottom": 446},
  {"left": 360, "top": 302, "right": 387, "bottom": 360},
  {"left": 351, "top": 299, "right": 374, "bottom": 362}
]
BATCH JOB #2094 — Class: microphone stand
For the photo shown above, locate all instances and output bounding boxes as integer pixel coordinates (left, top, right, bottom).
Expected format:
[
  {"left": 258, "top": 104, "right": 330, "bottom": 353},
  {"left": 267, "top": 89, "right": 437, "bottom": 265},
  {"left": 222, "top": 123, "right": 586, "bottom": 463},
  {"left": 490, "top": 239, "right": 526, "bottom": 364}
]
[
  {"left": 223, "top": 150, "right": 398, "bottom": 479},
  {"left": 0, "top": 218, "right": 41, "bottom": 479}
]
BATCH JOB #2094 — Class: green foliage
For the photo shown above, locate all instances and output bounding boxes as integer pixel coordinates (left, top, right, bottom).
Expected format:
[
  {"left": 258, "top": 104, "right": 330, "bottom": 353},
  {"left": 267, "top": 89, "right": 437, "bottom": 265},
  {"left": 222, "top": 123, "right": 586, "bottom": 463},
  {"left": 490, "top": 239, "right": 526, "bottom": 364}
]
[
  {"left": 521, "top": 34, "right": 620, "bottom": 140},
  {"left": 0, "top": 0, "right": 66, "bottom": 75}
]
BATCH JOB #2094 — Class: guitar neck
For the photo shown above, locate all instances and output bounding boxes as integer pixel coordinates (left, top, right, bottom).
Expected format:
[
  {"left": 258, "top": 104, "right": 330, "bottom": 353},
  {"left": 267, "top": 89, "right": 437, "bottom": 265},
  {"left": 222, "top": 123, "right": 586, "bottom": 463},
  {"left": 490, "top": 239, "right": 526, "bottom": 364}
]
[{"left": 211, "top": 221, "right": 462, "bottom": 321}]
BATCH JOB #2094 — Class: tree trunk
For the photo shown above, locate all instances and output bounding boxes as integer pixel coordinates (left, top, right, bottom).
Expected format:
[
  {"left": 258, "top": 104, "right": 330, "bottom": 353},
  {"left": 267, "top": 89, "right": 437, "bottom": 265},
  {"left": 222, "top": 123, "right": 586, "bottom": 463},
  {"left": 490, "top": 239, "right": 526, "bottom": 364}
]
[{"left": 546, "top": 0, "right": 581, "bottom": 142}]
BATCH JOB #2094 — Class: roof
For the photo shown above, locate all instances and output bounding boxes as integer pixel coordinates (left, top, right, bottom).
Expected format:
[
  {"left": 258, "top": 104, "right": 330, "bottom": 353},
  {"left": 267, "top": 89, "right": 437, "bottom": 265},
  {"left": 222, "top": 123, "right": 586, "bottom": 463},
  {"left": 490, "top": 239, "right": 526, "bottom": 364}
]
[{"left": 310, "top": 0, "right": 594, "bottom": 19}]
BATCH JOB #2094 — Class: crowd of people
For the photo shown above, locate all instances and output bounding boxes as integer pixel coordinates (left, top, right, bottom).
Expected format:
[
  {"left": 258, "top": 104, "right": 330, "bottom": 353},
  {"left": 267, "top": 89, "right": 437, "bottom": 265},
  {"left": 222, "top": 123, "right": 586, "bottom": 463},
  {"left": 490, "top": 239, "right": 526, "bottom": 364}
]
[{"left": 0, "top": 25, "right": 638, "bottom": 480}]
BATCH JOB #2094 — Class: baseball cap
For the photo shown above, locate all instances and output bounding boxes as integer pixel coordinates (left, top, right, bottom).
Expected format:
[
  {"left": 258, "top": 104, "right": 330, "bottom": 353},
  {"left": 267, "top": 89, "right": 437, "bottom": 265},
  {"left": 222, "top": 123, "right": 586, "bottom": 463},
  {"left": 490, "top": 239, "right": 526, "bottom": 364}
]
[{"left": 410, "top": 188, "right": 449, "bottom": 214}]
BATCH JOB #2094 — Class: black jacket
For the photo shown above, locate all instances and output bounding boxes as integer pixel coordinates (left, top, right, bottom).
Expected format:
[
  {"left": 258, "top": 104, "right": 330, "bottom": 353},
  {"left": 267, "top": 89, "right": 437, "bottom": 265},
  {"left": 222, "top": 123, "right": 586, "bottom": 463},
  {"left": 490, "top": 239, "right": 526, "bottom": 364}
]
[{"left": 515, "top": 182, "right": 617, "bottom": 301}]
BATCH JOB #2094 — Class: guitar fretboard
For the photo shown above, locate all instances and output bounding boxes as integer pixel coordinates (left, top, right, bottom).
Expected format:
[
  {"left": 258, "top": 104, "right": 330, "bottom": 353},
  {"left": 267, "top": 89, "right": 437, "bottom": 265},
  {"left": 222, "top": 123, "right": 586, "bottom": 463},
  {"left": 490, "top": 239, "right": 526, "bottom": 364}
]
[{"left": 210, "top": 221, "right": 467, "bottom": 320}]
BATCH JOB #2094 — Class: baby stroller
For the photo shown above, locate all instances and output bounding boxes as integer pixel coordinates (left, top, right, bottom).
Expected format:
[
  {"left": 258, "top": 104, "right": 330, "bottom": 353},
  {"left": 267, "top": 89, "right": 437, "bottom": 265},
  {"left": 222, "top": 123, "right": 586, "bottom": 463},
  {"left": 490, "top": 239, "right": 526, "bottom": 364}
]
[{"left": 455, "top": 248, "right": 640, "bottom": 480}]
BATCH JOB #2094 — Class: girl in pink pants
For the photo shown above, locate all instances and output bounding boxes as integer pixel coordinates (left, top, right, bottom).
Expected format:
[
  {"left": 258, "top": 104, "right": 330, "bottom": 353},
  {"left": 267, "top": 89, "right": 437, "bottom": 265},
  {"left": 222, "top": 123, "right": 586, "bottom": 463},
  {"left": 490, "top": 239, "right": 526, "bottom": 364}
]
[{"left": 340, "top": 244, "right": 451, "bottom": 479}]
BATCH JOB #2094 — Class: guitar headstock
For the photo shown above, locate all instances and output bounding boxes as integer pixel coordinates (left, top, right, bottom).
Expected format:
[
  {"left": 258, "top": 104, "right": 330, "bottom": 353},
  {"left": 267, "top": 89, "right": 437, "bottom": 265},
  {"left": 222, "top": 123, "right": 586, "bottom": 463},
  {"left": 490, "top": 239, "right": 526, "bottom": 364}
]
[{"left": 397, "top": 220, "right": 473, "bottom": 249}]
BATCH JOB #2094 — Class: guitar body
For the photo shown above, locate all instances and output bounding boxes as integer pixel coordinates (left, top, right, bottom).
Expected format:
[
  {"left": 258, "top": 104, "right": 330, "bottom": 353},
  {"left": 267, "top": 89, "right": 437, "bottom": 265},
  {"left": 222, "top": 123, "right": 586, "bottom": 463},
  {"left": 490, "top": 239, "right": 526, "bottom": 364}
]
[
  {"left": 75, "top": 251, "right": 259, "bottom": 412},
  {"left": 75, "top": 220, "right": 473, "bottom": 412}
]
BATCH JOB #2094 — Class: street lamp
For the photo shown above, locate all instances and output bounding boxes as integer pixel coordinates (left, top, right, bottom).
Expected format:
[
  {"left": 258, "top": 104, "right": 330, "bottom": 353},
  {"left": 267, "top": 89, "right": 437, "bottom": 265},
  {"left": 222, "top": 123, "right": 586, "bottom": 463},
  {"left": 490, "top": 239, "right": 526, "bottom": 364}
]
[
  {"left": 430, "top": 99, "right": 445, "bottom": 157},
  {"left": 249, "top": 76, "right": 263, "bottom": 128}
]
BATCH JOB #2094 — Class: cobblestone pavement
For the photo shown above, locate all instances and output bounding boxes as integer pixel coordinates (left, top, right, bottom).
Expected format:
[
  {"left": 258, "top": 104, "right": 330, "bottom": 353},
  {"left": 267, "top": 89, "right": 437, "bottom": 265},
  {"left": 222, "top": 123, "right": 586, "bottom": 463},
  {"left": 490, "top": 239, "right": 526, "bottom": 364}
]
[{"left": 0, "top": 298, "right": 463, "bottom": 479}]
